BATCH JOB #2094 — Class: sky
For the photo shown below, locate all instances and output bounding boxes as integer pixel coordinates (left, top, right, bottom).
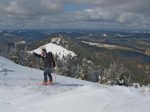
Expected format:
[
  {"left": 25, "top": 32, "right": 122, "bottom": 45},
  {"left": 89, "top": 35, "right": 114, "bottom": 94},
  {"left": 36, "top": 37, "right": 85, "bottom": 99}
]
[{"left": 0, "top": 0, "right": 150, "bottom": 30}]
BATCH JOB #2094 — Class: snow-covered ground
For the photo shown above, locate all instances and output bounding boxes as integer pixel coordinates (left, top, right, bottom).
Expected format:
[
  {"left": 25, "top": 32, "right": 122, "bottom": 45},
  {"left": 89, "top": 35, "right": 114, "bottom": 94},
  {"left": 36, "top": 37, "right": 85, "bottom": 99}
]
[
  {"left": 82, "top": 41, "right": 134, "bottom": 51},
  {"left": 0, "top": 56, "right": 150, "bottom": 112},
  {"left": 33, "top": 42, "right": 76, "bottom": 59}
]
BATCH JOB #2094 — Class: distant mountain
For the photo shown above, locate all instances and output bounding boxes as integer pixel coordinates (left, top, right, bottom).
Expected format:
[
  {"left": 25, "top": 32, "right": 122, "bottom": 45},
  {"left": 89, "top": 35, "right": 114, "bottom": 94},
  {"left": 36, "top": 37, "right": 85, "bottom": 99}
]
[
  {"left": 11, "top": 30, "right": 48, "bottom": 40},
  {"left": 33, "top": 42, "right": 76, "bottom": 59},
  {"left": 0, "top": 30, "right": 48, "bottom": 42}
]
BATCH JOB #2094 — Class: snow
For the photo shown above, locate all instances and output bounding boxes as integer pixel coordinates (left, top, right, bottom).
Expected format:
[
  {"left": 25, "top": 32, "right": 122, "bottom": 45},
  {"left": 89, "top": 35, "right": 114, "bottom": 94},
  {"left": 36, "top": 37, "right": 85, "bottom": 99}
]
[
  {"left": 103, "top": 34, "right": 108, "bottom": 37},
  {"left": 0, "top": 55, "right": 150, "bottom": 112},
  {"left": 33, "top": 42, "right": 76, "bottom": 59},
  {"left": 3, "top": 33, "right": 14, "bottom": 37},
  {"left": 82, "top": 41, "right": 117, "bottom": 49},
  {"left": 51, "top": 37, "right": 62, "bottom": 45},
  {"left": 116, "top": 33, "right": 125, "bottom": 37},
  {"left": 15, "top": 41, "right": 27, "bottom": 45}
]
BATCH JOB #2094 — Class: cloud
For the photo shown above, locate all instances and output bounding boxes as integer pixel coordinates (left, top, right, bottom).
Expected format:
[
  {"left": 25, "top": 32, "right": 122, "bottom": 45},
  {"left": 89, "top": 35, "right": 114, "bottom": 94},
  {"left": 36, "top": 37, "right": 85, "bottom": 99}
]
[
  {"left": 0, "top": 0, "right": 150, "bottom": 30},
  {"left": 0, "top": 0, "right": 63, "bottom": 16}
]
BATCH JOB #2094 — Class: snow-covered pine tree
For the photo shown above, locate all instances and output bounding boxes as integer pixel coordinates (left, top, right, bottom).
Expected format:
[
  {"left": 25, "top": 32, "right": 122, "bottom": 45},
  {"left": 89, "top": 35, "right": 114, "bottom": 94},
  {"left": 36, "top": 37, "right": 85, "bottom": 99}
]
[{"left": 100, "top": 62, "right": 131, "bottom": 86}]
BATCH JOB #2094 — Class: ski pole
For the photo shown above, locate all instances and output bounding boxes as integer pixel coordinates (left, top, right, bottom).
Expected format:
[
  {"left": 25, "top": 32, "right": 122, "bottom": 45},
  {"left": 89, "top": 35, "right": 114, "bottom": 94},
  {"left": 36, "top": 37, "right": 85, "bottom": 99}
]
[{"left": 52, "top": 68, "right": 56, "bottom": 82}]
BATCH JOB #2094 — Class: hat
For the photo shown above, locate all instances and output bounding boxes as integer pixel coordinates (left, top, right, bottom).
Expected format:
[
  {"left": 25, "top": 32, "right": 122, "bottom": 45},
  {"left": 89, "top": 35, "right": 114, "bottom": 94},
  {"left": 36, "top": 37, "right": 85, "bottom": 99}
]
[{"left": 42, "top": 48, "right": 47, "bottom": 53}]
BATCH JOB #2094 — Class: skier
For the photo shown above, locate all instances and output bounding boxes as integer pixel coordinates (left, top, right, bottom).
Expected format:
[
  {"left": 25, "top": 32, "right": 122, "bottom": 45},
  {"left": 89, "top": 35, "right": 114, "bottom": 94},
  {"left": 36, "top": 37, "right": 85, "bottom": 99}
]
[{"left": 33, "top": 48, "right": 55, "bottom": 86}]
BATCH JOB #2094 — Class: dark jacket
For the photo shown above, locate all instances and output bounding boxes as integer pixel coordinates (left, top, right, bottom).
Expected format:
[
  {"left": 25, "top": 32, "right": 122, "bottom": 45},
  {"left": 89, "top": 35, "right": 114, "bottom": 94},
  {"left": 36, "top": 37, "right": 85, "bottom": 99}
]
[{"left": 34, "top": 52, "right": 55, "bottom": 68}]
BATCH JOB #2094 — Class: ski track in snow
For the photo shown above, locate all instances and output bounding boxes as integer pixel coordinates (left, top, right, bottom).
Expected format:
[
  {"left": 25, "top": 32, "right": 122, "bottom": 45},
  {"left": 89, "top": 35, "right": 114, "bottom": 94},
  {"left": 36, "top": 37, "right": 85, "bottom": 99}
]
[{"left": 0, "top": 56, "right": 150, "bottom": 112}]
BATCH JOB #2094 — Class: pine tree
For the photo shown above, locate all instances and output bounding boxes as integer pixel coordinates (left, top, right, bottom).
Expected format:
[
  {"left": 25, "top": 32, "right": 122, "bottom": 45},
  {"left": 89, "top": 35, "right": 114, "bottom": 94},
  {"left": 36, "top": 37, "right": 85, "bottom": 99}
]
[
  {"left": 78, "top": 57, "right": 88, "bottom": 80},
  {"left": 100, "top": 62, "right": 131, "bottom": 86}
]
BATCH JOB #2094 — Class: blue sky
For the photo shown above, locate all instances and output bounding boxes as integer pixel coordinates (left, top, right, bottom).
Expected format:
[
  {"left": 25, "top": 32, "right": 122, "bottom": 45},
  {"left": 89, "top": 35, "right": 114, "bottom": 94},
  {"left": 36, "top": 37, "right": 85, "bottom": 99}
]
[
  {"left": 0, "top": 0, "right": 150, "bottom": 30},
  {"left": 64, "top": 4, "right": 90, "bottom": 12}
]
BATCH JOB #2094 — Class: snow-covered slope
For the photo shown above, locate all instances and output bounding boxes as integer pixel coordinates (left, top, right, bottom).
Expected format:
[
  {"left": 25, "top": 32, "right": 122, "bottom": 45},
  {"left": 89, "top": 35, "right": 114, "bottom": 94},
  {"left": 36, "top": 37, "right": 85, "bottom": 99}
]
[
  {"left": 33, "top": 42, "right": 76, "bottom": 59},
  {"left": 0, "top": 56, "right": 150, "bottom": 112}
]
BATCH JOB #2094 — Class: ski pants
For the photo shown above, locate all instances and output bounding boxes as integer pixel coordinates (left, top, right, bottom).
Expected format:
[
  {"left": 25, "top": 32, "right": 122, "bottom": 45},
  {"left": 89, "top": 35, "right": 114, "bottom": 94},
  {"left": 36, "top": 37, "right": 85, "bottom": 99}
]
[{"left": 43, "top": 67, "right": 52, "bottom": 82}]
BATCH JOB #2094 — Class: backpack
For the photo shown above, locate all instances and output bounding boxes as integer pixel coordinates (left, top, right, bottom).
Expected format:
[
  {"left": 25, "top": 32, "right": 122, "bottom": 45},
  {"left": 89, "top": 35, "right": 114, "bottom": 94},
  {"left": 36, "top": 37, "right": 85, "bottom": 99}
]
[{"left": 47, "top": 52, "right": 56, "bottom": 67}]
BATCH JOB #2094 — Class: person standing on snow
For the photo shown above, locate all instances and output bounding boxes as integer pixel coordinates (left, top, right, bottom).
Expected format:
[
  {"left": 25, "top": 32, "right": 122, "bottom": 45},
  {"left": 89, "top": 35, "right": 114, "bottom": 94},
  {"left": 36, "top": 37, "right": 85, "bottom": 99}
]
[{"left": 33, "top": 48, "right": 55, "bottom": 85}]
